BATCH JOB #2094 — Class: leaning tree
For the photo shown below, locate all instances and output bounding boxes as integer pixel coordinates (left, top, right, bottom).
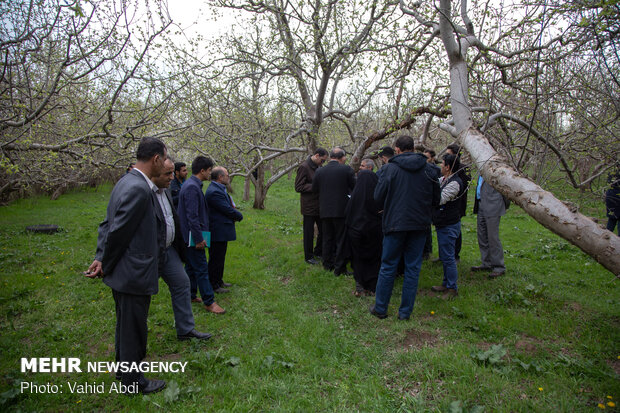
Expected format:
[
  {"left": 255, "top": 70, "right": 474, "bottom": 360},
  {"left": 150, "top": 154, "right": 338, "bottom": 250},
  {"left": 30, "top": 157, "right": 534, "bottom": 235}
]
[{"left": 397, "top": 0, "right": 619, "bottom": 275}]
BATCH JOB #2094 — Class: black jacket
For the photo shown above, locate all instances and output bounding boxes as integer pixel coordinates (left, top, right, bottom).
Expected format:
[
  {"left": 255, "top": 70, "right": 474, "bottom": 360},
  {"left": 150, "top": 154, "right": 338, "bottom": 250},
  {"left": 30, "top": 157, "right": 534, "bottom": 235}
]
[
  {"left": 432, "top": 175, "right": 464, "bottom": 227},
  {"left": 295, "top": 157, "right": 320, "bottom": 216},
  {"left": 345, "top": 170, "right": 381, "bottom": 232},
  {"left": 374, "top": 152, "right": 440, "bottom": 233},
  {"left": 312, "top": 160, "right": 355, "bottom": 218}
]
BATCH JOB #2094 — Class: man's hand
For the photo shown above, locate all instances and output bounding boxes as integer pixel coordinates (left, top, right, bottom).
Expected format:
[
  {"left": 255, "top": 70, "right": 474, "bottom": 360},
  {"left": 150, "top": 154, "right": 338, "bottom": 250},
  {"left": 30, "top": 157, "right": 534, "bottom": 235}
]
[
  {"left": 195, "top": 240, "right": 207, "bottom": 249},
  {"left": 84, "top": 260, "right": 103, "bottom": 278}
]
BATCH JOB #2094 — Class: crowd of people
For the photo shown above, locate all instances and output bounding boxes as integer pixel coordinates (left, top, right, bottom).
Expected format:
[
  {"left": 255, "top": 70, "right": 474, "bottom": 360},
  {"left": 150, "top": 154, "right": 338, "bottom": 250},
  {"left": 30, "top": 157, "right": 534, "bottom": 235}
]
[
  {"left": 84, "top": 135, "right": 614, "bottom": 396},
  {"left": 85, "top": 138, "right": 242, "bottom": 394},
  {"left": 295, "top": 136, "right": 509, "bottom": 320}
]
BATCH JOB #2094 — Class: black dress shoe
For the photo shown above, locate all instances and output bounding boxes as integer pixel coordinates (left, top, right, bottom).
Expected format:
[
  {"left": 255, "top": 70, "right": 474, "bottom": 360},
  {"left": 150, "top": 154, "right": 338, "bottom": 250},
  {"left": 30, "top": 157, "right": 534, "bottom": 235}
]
[
  {"left": 139, "top": 379, "right": 166, "bottom": 394},
  {"left": 334, "top": 269, "right": 353, "bottom": 276},
  {"left": 397, "top": 314, "right": 410, "bottom": 321},
  {"left": 369, "top": 305, "right": 388, "bottom": 319},
  {"left": 214, "top": 287, "right": 230, "bottom": 293},
  {"left": 222, "top": 282, "right": 232, "bottom": 287},
  {"left": 305, "top": 258, "right": 320, "bottom": 265},
  {"left": 177, "top": 329, "right": 212, "bottom": 341}
]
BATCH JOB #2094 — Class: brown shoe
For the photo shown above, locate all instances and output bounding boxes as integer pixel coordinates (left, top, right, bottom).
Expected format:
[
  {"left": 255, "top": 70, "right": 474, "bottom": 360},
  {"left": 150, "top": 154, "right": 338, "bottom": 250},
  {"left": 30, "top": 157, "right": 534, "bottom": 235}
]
[
  {"left": 441, "top": 289, "right": 458, "bottom": 299},
  {"left": 205, "top": 302, "right": 226, "bottom": 314},
  {"left": 191, "top": 297, "right": 203, "bottom": 303},
  {"left": 431, "top": 285, "right": 448, "bottom": 292},
  {"left": 488, "top": 271, "right": 504, "bottom": 279}
]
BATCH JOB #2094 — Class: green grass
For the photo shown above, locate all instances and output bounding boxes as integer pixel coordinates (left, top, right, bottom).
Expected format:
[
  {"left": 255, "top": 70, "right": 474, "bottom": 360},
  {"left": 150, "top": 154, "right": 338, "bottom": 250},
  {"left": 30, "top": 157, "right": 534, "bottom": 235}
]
[{"left": 0, "top": 178, "right": 618, "bottom": 412}]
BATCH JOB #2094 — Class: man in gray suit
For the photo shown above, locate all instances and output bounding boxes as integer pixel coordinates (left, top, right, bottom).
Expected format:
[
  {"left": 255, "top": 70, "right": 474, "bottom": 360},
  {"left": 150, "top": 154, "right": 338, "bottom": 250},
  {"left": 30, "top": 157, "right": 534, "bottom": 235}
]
[
  {"left": 86, "top": 137, "right": 168, "bottom": 394},
  {"left": 471, "top": 176, "right": 507, "bottom": 278},
  {"left": 151, "top": 159, "right": 213, "bottom": 340}
]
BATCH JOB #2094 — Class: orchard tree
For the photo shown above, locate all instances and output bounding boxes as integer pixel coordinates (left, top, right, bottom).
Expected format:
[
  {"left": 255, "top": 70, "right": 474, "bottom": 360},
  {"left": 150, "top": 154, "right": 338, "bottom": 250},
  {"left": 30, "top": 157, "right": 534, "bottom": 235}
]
[
  {"left": 0, "top": 0, "right": 177, "bottom": 200},
  {"left": 397, "top": 0, "right": 619, "bottom": 275}
]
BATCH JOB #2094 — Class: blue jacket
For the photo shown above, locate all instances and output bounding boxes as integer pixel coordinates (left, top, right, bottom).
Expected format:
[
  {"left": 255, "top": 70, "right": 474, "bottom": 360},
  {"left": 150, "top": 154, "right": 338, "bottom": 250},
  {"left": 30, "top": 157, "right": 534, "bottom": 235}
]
[
  {"left": 205, "top": 181, "right": 243, "bottom": 242},
  {"left": 178, "top": 175, "right": 209, "bottom": 245},
  {"left": 169, "top": 177, "right": 183, "bottom": 209},
  {"left": 374, "top": 152, "right": 440, "bottom": 233}
]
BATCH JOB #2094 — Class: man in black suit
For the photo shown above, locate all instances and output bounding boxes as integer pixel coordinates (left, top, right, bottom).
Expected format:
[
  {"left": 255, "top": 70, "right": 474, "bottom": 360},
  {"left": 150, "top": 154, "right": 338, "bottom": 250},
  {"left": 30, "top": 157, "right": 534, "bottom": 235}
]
[
  {"left": 312, "top": 147, "right": 355, "bottom": 275},
  {"left": 85, "top": 138, "right": 168, "bottom": 394},
  {"left": 294, "top": 147, "right": 328, "bottom": 265}
]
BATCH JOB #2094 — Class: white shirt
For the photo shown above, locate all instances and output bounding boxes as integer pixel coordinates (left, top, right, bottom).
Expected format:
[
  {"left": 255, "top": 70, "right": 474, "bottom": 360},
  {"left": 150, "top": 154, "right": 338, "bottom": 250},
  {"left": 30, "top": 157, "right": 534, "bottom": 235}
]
[
  {"left": 134, "top": 167, "right": 174, "bottom": 247},
  {"left": 155, "top": 189, "right": 175, "bottom": 248}
]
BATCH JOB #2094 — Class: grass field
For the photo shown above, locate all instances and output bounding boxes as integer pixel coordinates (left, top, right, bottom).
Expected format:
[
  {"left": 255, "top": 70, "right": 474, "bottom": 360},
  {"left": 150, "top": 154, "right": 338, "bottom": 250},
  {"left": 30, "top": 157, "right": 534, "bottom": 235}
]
[{"left": 0, "top": 177, "right": 618, "bottom": 412}]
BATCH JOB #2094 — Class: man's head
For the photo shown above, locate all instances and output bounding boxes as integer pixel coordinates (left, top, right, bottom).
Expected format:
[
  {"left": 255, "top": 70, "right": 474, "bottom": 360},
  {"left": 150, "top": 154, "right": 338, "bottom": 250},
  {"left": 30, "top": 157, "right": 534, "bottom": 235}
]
[
  {"left": 377, "top": 146, "right": 395, "bottom": 165},
  {"left": 359, "top": 158, "right": 374, "bottom": 171},
  {"left": 152, "top": 158, "right": 175, "bottom": 189},
  {"left": 415, "top": 145, "right": 427, "bottom": 153},
  {"left": 311, "top": 147, "right": 328, "bottom": 166},
  {"left": 174, "top": 162, "right": 187, "bottom": 181},
  {"left": 394, "top": 136, "right": 414, "bottom": 154},
  {"left": 191, "top": 156, "right": 214, "bottom": 181},
  {"left": 211, "top": 166, "right": 229, "bottom": 185},
  {"left": 423, "top": 149, "right": 436, "bottom": 163},
  {"left": 135, "top": 137, "right": 167, "bottom": 178},
  {"left": 441, "top": 153, "right": 460, "bottom": 176},
  {"left": 330, "top": 147, "right": 347, "bottom": 164},
  {"left": 446, "top": 144, "right": 461, "bottom": 156}
]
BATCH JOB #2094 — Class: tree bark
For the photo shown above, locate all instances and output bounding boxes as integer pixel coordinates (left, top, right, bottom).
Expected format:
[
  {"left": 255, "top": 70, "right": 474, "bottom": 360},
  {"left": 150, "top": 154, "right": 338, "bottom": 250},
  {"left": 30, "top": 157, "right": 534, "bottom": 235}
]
[
  {"left": 459, "top": 127, "right": 620, "bottom": 275},
  {"left": 436, "top": 0, "right": 620, "bottom": 275}
]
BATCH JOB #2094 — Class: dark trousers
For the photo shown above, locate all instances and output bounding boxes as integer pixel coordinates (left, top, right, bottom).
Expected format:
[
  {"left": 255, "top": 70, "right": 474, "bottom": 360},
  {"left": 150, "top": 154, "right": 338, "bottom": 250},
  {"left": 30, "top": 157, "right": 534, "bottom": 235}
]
[
  {"left": 607, "top": 215, "right": 619, "bottom": 235},
  {"left": 112, "top": 290, "right": 150, "bottom": 387},
  {"left": 349, "top": 227, "right": 381, "bottom": 291},
  {"left": 423, "top": 227, "right": 433, "bottom": 257},
  {"left": 455, "top": 230, "right": 462, "bottom": 259},
  {"left": 184, "top": 247, "right": 215, "bottom": 306},
  {"left": 303, "top": 215, "right": 323, "bottom": 260},
  {"left": 322, "top": 217, "right": 346, "bottom": 272},
  {"left": 208, "top": 241, "right": 228, "bottom": 289}
]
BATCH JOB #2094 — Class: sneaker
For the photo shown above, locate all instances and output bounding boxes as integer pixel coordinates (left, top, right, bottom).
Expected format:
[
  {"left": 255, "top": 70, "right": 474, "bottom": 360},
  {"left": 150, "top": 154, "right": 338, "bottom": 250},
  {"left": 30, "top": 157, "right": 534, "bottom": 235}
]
[
  {"left": 471, "top": 265, "right": 491, "bottom": 272},
  {"left": 305, "top": 258, "right": 320, "bottom": 265},
  {"left": 488, "top": 271, "right": 505, "bottom": 279},
  {"left": 369, "top": 305, "right": 388, "bottom": 319},
  {"left": 441, "top": 289, "right": 458, "bottom": 299},
  {"left": 431, "top": 285, "right": 448, "bottom": 292}
]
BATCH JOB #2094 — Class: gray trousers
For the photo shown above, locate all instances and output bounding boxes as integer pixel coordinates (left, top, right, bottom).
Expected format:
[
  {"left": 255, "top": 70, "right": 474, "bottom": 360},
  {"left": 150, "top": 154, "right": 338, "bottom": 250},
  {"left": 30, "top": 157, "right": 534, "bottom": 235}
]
[
  {"left": 161, "top": 247, "right": 195, "bottom": 335},
  {"left": 476, "top": 215, "right": 505, "bottom": 273}
]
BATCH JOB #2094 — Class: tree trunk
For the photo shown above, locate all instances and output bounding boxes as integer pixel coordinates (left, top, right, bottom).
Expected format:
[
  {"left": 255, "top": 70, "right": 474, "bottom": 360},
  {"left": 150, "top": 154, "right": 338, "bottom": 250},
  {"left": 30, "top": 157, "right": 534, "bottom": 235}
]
[
  {"left": 253, "top": 164, "right": 266, "bottom": 209},
  {"left": 243, "top": 175, "right": 251, "bottom": 202},
  {"left": 442, "top": 53, "right": 620, "bottom": 275},
  {"left": 459, "top": 127, "right": 620, "bottom": 275}
]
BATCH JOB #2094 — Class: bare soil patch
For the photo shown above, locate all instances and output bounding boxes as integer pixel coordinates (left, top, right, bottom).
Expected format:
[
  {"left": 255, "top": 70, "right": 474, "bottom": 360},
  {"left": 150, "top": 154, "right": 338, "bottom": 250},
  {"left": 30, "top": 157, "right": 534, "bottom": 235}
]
[
  {"left": 607, "top": 358, "right": 620, "bottom": 377},
  {"left": 402, "top": 329, "right": 440, "bottom": 350},
  {"left": 514, "top": 335, "right": 544, "bottom": 355}
]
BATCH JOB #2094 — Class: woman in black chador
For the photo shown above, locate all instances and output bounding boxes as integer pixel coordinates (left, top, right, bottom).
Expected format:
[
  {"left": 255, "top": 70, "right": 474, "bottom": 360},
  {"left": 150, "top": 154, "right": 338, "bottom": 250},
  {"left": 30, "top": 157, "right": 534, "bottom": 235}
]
[{"left": 345, "top": 163, "right": 383, "bottom": 296}]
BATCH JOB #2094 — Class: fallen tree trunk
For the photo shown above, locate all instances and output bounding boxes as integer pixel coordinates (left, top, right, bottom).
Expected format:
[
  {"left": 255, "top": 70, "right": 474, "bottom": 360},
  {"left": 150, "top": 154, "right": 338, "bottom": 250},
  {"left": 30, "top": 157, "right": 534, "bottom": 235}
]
[
  {"left": 435, "top": 0, "right": 620, "bottom": 276},
  {"left": 459, "top": 127, "right": 620, "bottom": 276}
]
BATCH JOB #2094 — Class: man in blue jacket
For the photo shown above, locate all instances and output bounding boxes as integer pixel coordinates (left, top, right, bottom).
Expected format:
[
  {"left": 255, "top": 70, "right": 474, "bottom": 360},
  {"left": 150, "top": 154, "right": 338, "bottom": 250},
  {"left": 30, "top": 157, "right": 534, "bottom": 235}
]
[
  {"left": 370, "top": 136, "right": 440, "bottom": 321},
  {"left": 206, "top": 166, "right": 243, "bottom": 293},
  {"left": 178, "top": 156, "right": 226, "bottom": 315},
  {"left": 169, "top": 161, "right": 187, "bottom": 209}
]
